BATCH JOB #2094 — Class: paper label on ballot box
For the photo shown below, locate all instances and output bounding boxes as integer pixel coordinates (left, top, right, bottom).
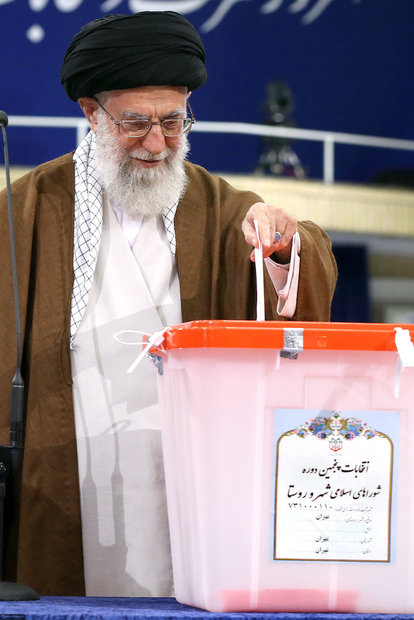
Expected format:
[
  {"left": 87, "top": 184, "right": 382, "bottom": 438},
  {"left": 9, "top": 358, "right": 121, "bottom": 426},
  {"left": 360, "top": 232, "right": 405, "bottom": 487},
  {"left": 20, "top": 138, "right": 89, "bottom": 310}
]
[{"left": 273, "top": 409, "right": 398, "bottom": 563}]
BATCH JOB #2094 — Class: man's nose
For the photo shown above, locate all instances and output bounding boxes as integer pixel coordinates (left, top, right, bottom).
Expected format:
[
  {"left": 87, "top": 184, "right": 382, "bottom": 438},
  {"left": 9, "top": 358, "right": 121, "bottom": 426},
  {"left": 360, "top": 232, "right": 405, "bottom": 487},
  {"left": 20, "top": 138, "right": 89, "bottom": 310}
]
[{"left": 140, "top": 123, "right": 167, "bottom": 155}]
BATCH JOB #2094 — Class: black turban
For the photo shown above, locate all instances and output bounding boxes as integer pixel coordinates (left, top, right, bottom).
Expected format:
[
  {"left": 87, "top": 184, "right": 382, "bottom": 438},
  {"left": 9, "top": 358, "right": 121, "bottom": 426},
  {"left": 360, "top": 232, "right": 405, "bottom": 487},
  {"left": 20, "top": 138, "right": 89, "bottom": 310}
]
[{"left": 60, "top": 11, "right": 207, "bottom": 101}]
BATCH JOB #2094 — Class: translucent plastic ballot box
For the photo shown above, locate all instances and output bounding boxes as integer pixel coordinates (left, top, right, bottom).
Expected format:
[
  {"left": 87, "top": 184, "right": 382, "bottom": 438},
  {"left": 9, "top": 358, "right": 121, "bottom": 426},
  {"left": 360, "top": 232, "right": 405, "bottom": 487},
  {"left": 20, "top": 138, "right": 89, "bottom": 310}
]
[{"left": 150, "top": 320, "right": 414, "bottom": 614}]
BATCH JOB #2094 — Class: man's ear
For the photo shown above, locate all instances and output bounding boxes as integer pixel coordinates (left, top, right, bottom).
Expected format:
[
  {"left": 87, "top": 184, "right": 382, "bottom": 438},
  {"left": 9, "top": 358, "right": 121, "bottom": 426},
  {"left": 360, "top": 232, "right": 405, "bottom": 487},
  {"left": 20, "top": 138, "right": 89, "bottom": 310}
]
[{"left": 78, "top": 97, "right": 99, "bottom": 132}]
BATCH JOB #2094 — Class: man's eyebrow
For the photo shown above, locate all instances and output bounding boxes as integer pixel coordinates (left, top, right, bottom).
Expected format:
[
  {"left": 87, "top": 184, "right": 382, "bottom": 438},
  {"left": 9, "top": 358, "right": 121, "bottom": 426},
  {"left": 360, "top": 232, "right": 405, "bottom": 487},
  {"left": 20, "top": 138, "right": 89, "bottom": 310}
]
[
  {"left": 120, "top": 107, "right": 186, "bottom": 121},
  {"left": 120, "top": 111, "right": 148, "bottom": 121},
  {"left": 164, "top": 108, "right": 186, "bottom": 119}
]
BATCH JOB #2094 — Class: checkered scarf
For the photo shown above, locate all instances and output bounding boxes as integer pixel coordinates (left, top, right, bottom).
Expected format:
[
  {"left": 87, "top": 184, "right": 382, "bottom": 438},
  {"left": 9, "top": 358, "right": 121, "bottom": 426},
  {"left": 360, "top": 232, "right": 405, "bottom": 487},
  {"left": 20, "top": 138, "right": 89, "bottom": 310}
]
[{"left": 70, "top": 132, "right": 178, "bottom": 347}]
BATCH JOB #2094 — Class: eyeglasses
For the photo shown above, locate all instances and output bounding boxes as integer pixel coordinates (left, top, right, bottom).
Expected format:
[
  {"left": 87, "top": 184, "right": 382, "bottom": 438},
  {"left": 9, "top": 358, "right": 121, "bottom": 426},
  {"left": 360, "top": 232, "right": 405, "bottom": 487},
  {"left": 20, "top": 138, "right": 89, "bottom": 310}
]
[{"left": 94, "top": 97, "right": 195, "bottom": 138}]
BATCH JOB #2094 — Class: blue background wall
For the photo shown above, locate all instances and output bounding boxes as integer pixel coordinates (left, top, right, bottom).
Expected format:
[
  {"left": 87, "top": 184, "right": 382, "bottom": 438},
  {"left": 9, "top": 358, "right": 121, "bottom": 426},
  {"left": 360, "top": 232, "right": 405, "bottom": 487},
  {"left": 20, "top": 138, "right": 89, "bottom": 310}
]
[{"left": 1, "top": 0, "right": 414, "bottom": 183}]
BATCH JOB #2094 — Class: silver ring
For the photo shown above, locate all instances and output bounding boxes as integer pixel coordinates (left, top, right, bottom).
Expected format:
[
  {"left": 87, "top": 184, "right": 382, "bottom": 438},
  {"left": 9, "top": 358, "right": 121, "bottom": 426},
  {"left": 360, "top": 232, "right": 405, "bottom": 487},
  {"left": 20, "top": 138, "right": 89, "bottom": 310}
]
[{"left": 274, "top": 231, "right": 282, "bottom": 243}]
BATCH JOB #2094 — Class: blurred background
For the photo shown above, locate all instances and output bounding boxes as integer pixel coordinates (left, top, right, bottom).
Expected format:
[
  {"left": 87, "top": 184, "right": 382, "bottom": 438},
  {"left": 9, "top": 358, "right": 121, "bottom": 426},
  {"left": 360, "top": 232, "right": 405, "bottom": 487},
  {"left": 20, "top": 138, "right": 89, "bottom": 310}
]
[{"left": 1, "top": 0, "right": 414, "bottom": 323}]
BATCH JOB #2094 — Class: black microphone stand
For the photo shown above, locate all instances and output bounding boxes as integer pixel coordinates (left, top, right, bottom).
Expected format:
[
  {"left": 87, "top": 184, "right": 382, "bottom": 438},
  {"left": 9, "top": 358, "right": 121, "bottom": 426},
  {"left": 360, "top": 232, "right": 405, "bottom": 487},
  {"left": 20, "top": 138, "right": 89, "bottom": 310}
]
[{"left": 0, "top": 111, "right": 39, "bottom": 600}]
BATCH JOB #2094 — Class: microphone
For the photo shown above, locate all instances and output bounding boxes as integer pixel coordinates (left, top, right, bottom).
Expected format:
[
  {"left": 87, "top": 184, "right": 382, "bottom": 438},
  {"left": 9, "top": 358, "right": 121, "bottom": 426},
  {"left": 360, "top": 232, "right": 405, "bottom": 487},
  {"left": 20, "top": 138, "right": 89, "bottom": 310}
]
[
  {"left": 0, "top": 110, "right": 38, "bottom": 599},
  {"left": 0, "top": 111, "right": 24, "bottom": 449}
]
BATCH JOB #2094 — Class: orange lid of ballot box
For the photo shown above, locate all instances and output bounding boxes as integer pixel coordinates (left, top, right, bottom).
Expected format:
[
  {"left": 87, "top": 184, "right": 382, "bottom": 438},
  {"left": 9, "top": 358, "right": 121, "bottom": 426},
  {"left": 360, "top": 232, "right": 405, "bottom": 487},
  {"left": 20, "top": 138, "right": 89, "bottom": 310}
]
[{"left": 157, "top": 321, "right": 414, "bottom": 352}]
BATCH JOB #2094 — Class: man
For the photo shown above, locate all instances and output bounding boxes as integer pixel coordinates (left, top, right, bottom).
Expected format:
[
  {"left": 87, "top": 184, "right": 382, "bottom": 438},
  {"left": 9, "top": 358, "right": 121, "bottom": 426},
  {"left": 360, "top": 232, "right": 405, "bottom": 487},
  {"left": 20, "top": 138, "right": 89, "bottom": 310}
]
[{"left": 0, "top": 12, "right": 337, "bottom": 597}]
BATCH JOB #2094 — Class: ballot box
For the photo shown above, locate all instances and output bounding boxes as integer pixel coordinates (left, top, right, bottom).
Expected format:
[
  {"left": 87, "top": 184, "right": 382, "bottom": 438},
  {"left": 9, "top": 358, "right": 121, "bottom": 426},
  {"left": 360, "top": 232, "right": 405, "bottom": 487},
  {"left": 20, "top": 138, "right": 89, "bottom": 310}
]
[{"left": 151, "top": 320, "right": 414, "bottom": 614}]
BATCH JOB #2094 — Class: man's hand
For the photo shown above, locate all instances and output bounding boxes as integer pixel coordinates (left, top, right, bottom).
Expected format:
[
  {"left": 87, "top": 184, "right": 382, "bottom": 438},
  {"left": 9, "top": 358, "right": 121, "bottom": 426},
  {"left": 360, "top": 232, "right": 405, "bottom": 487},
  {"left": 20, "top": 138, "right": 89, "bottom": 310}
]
[{"left": 241, "top": 202, "right": 297, "bottom": 264}]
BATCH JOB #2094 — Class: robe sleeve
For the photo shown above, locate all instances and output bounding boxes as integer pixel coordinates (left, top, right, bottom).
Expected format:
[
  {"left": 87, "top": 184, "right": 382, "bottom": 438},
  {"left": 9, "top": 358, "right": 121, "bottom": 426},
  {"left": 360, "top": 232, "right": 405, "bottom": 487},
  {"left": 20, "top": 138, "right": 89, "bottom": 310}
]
[
  {"left": 177, "top": 163, "right": 338, "bottom": 323},
  {"left": 292, "top": 220, "right": 338, "bottom": 322}
]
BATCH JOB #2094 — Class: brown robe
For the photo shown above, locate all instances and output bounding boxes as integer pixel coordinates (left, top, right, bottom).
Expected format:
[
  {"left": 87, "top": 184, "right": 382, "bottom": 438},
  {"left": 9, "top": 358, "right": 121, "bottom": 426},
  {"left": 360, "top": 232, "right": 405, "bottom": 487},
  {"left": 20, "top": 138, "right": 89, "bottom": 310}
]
[{"left": 0, "top": 154, "right": 337, "bottom": 595}]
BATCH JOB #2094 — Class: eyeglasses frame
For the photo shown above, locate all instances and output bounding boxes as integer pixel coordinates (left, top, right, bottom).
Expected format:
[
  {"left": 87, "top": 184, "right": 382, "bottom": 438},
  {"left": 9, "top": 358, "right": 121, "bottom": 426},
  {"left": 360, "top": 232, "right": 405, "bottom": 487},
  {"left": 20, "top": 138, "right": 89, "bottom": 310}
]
[{"left": 94, "top": 96, "right": 195, "bottom": 138}]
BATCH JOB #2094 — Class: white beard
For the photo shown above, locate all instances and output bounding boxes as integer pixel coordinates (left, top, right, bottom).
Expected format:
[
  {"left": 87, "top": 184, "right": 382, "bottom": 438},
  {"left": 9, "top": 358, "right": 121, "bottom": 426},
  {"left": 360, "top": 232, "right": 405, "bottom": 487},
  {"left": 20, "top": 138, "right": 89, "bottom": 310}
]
[{"left": 94, "top": 120, "right": 190, "bottom": 218}]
